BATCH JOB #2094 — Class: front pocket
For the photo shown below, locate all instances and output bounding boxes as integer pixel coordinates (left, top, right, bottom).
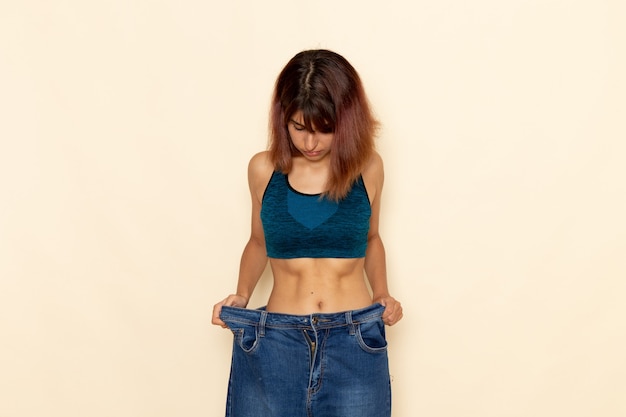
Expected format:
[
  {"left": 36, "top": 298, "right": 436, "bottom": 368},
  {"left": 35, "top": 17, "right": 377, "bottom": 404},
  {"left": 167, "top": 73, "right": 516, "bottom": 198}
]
[
  {"left": 355, "top": 318, "right": 388, "bottom": 353},
  {"left": 229, "top": 323, "right": 260, "bottom": 353}
]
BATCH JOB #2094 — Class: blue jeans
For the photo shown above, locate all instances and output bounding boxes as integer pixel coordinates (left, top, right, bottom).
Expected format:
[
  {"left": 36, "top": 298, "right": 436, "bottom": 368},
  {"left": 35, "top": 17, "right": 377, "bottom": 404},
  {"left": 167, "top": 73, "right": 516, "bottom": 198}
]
[{"left": 220, "top": 303, "right": 391, "bottom": 417}]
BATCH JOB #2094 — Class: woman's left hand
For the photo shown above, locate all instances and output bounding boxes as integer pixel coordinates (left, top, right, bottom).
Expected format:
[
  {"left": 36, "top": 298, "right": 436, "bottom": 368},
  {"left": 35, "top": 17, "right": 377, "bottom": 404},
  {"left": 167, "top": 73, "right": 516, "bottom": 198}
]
[{"left": 374, "top": 296, "right": 403, "bottom": 326}]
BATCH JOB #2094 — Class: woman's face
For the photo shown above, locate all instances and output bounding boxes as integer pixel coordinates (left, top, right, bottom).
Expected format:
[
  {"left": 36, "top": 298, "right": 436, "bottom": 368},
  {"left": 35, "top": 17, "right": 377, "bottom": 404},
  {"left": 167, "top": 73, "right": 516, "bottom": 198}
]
[{"left": 287, "top": 111, "right": 335, "bottom": 162}]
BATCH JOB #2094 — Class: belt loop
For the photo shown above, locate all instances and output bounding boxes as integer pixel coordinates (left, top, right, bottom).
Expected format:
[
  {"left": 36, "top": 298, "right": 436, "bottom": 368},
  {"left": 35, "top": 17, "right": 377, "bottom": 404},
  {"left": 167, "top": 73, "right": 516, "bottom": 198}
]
[
  {"left": 345, "top": 311, "right": 356, "bottom": 335},
  {"left": 258, "top": 311, "right": 267, "bottom": 337}
]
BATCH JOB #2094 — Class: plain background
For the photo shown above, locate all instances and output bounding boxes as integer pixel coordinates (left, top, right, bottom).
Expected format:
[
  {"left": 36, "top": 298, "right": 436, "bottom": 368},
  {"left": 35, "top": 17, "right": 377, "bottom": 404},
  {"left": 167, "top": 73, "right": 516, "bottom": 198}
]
[{"left": 1, "top": 1, "right": 625, "bottom": 416}]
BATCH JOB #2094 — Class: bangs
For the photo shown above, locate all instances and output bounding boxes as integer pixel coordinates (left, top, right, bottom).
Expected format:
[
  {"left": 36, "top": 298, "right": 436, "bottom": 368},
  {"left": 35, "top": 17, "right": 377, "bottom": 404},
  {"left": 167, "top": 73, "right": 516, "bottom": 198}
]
[{"left": 285, "top": 97, "right": 336, "bottom": 134}]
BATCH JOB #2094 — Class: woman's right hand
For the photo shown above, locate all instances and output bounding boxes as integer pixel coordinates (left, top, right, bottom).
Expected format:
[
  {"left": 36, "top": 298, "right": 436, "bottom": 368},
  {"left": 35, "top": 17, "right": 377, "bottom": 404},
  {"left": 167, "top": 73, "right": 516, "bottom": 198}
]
[{"left": 211, "top": 294, "right": 249, "bottom": 328}]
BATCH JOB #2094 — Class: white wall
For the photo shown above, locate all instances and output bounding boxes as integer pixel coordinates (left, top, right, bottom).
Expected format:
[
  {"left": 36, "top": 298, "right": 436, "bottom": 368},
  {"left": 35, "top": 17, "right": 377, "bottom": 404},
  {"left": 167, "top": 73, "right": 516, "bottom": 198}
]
[{"left": 1, "top": 1, "right": 624, "bottom": 416}]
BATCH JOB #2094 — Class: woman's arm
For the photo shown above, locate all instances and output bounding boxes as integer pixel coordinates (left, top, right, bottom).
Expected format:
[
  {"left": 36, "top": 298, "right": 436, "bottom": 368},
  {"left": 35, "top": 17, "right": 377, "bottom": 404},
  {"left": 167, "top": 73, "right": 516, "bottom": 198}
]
[
  {"left": 362, "top": 153, "right": 403, "bottom": 326},
  {"left": 211, "top": 152, "right": 273, "bottom": 327}
]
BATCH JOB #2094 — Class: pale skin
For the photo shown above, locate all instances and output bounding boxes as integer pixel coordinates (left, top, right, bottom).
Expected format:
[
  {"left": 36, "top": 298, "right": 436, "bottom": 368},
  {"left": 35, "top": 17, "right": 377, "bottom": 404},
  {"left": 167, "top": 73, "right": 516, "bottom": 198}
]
[{"left": 212, "top": 112, "right": 403, "bottom": 327}]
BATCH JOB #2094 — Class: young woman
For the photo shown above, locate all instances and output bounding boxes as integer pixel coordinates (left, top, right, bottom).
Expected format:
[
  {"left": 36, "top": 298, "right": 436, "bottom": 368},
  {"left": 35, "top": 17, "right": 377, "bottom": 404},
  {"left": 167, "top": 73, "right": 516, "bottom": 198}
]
[{"left": 212, "top": 49, "right": 402, "bottom": 417}]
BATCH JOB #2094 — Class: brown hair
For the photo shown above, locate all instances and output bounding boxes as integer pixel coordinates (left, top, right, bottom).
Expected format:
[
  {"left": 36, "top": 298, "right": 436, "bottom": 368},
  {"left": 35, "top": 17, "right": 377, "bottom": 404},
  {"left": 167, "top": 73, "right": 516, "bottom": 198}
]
[{"left": 269, "top": 49, "right": 379, "bottom": 201}]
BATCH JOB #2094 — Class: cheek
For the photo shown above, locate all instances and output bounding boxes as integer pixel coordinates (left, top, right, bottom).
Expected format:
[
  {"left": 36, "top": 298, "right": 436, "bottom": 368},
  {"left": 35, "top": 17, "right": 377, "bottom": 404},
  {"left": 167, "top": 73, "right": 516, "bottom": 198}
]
[{"left": 288, "top": 130, "right": 305, "bottom": 144}]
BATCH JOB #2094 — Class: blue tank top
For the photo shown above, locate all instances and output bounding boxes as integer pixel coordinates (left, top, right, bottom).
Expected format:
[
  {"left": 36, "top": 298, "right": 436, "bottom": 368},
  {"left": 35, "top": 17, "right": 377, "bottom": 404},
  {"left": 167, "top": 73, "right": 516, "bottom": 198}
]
[{"left": 261, "top": 171, "right": 371, "bottom": 259}]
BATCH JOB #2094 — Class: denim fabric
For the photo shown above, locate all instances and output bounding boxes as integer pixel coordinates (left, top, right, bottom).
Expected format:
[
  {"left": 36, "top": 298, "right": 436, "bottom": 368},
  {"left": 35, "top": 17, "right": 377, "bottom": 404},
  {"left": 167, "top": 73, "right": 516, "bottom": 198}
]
[{"left": 220, "top": 304, "right": 391, "bottom": 417}]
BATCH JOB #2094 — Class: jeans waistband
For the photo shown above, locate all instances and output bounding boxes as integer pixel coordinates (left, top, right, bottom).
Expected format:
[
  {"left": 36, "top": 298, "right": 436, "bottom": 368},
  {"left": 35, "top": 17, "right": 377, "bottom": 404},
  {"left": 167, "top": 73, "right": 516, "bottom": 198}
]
[{"left": 220, "top": 303, "right": 385, "bottom": 330}]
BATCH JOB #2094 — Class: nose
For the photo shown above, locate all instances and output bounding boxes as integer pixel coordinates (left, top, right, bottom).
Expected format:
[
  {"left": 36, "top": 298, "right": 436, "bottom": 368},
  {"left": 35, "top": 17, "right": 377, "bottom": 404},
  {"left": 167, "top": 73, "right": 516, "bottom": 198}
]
[{"left": 304, "top": 132, "right": 318, "bottom": 151}]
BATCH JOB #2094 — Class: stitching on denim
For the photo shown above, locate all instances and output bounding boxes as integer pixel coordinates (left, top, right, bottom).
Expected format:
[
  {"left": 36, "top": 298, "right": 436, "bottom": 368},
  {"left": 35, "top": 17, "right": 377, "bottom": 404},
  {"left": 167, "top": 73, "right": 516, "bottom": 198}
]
[
  {"left": 345, "top": 311, "right": 356, "bottom": 335},
  {"left": 258, "top": 310, "right": 267, "bottom": 337},
  {"left": 221, "top": 306, "right": 384, "bottom": 330}
]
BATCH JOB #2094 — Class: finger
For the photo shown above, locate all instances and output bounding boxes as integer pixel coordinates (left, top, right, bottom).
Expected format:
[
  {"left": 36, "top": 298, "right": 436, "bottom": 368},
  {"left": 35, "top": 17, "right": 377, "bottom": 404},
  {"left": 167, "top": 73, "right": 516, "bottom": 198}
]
[
  {"left": 387, "top": 310, "right": 403, "bottom": 326},
  {"left": 384, "top": 305, "right": 401, "bottom": 325},
  {"left": 382, "top": 301, "right": 395, "bottom": 317},
  {"left": 212, "top": 302, "right": 227, "bottom": 327},
  {"left": 212, "top": 316, "right": 226, "bottom": 327},
  {"left": 212, "top": 313, "right": 230, "bottom": 328}
]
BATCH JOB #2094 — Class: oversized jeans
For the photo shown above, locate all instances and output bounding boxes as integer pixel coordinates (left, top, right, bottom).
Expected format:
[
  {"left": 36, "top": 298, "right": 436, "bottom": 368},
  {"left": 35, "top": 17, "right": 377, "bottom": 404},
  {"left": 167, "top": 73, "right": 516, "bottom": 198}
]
[{"left": 220, "top": 303, "right": 391, "bottom": 417}]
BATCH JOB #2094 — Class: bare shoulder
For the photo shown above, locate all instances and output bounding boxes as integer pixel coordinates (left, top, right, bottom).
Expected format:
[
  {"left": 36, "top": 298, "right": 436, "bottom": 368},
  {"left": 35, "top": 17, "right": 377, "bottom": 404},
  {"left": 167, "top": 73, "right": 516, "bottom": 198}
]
[
  {"left": 361, "top": 151, "right": 384, "bottom": 203},
  {"left": 362, "top": 151, "right": 384, "bottom": 185},
  {"left": 248, "top": 151, "right": 274, "bottom": 174},
  {"left": 248, "top": 151, "right": 274, "bottom": 197}
]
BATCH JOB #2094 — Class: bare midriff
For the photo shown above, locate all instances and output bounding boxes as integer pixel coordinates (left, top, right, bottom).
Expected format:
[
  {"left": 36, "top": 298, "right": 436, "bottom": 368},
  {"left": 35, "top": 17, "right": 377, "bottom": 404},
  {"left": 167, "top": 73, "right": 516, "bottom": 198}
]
[{"left": 266, "top": 257, "right": 373, "bottom": 315}]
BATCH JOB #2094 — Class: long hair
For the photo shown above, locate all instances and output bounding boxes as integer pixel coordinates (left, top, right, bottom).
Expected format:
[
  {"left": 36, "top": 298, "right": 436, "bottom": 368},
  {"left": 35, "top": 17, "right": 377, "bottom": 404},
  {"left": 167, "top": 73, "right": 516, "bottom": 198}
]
[{"left": 269, "top": 49, "right": 379, "bottom": 201}]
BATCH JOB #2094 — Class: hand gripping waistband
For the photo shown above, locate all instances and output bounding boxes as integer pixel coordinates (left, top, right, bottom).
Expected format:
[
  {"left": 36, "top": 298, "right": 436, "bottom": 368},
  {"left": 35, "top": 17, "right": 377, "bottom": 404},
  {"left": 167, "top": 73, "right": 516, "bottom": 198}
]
[{"left": 219, "top": 303, "right": 385, "bottom": 334}]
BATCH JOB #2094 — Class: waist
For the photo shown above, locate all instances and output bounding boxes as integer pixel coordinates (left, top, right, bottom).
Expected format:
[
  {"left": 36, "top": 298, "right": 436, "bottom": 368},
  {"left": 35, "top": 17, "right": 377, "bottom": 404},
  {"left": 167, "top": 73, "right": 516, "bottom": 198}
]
[
  {"left": 219, "top": 303, "right": 385, "bottom": 330},
  {"left": 267, "top": 257, "right": 371, "bottom": 314}
]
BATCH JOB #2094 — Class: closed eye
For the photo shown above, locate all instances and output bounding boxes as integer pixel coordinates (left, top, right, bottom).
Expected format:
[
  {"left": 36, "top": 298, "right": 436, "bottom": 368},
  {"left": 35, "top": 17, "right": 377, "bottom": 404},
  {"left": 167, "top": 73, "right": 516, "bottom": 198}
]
[{"left": 290, "top": 120, "right": 306, "bottom": 131}]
